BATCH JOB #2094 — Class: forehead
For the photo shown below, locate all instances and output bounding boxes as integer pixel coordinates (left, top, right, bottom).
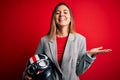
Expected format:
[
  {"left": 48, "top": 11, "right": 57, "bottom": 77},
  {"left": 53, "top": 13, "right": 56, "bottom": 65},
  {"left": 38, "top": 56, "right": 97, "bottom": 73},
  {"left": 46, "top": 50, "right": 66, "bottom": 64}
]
[{"left": 57, "top": 5, "right": 69, "bottom": 11}]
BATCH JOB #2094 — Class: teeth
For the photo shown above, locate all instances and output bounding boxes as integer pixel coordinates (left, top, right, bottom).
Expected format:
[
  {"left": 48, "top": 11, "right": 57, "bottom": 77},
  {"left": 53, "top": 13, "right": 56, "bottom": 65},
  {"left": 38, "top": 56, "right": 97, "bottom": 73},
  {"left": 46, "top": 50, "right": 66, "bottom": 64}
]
[{"left": 59, "top": 17, "right": 65, "bottom": 21}]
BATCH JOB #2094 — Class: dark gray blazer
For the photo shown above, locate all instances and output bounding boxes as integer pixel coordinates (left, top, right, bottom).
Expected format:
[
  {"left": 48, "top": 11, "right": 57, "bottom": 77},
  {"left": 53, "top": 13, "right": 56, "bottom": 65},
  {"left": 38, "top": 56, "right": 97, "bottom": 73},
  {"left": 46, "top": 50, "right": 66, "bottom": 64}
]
[{"left": 35, "top": 33, "right": 96, "bottom": 80}]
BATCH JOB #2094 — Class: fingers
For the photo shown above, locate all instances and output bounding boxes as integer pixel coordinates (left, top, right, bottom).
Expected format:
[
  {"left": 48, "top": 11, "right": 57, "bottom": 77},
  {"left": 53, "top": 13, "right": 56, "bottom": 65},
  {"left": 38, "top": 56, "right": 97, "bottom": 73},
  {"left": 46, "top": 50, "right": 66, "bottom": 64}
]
[
  {"left": 88, "top": 47, "right": 112, "bottom": 56},
  {"left": 97, "top": 49, "right": 112, "bottom": 54},
  {"left": 25, "top": 75, "right": 32, "bottom": 80},
  {"left": 96, "top": 46, "right": 112, "bottom": 52},
  {"left": 104, "top": 49, "right": 112, "bottom": 53}
]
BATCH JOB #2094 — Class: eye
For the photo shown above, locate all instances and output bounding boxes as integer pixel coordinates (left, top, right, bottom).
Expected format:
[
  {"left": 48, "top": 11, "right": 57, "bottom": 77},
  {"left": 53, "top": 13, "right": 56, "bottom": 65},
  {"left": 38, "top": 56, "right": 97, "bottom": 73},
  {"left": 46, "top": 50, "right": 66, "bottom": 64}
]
[
  {"left": 56, "top": 11, "right": 60, "bottom": 14},
  {"left": 64, "top": 11, "right": 68, "bottom": 14}
]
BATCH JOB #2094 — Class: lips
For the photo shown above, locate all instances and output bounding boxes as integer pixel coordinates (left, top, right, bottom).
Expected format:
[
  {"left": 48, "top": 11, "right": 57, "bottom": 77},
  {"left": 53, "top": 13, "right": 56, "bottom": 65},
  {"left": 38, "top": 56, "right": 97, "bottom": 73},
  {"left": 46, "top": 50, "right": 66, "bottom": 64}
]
[{"left": 59, "top": 17, "right": 66, "bottom": 22}]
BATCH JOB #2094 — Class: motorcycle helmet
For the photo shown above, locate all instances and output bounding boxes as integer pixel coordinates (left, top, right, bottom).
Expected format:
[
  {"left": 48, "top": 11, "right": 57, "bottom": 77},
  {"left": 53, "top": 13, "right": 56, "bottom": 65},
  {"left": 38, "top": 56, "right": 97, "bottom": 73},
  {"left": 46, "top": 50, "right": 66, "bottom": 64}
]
[{"left": 26, "top": 54, "right": 52, "bottom": 80}]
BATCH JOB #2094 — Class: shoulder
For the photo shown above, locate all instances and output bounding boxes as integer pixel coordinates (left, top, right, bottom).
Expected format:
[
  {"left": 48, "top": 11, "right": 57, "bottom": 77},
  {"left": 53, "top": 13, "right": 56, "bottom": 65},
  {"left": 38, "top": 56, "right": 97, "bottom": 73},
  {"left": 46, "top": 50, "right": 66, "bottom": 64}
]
[
  {"left": 74, "top": 33, "right": 86, "bottom": 40},
  {"left": 41, "top": 35, "right": 49, "bottom": 40},
  {"left": 40, "top": 35, "right": 49, "bottom": 43}
]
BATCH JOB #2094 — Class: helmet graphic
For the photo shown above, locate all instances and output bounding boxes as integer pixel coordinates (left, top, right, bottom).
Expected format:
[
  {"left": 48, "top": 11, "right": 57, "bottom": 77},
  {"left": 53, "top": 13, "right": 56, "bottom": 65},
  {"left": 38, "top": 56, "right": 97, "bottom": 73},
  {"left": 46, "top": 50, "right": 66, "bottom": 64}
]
[{"left": 26, "top": 54, "right": 52, "bottom": 80}]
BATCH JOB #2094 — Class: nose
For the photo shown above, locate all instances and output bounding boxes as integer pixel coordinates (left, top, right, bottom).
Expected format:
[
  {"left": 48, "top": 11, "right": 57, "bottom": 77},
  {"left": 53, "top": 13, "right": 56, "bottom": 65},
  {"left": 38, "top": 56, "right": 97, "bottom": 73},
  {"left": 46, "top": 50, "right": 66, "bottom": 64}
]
[{"left": 59, "top": 11, "right": 64, "bottom": 17}]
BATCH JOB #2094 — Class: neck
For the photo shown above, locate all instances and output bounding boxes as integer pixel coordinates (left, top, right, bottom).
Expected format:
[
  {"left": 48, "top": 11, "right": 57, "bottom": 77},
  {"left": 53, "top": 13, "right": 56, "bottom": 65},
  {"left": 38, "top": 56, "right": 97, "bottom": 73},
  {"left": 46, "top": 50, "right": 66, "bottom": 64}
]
[{"left": 57, "top": 26, "right": 69, "bottom": 37}]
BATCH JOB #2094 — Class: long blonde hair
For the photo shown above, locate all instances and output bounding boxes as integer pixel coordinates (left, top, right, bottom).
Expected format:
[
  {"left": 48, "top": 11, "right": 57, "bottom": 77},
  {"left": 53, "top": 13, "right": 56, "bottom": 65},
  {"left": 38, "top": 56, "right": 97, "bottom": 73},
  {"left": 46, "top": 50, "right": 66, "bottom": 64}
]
[{"left": 48, "top": 3, "right": 75, "bottom": 41}]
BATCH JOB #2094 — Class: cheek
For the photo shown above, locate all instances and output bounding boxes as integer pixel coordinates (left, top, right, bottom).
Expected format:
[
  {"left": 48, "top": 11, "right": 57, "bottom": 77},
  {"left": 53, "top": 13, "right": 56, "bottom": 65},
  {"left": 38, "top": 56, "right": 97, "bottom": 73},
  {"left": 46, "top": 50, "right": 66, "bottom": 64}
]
[
  {"left": 67, "top": 16, "right": 71, "bottom": 23},
  {"left": 55, "top": 16, "right": 58, "bottom": 22},
  {"left": 55, "top": 15, "right": 59, "bottom": 19},
  {"left": 55, "top": 16, "right": 59, "bottom": 20}
]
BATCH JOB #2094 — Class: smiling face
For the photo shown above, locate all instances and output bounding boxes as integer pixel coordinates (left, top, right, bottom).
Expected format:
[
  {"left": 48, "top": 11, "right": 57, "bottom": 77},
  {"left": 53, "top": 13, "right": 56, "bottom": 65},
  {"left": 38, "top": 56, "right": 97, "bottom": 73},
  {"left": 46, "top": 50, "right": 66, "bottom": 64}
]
[
  {"left": 48, "top": 3, "right": 75, "bottom": 41},
  {"left": 55, "top": 5, "right": 71, "bottom": 27}
]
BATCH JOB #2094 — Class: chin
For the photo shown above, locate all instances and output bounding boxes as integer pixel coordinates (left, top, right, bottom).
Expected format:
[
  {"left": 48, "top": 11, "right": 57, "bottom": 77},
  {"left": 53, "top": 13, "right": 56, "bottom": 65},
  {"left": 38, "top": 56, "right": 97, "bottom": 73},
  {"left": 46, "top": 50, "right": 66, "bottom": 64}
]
[{"left": 59, "top": 23, "right": 69, "bottom": 27}]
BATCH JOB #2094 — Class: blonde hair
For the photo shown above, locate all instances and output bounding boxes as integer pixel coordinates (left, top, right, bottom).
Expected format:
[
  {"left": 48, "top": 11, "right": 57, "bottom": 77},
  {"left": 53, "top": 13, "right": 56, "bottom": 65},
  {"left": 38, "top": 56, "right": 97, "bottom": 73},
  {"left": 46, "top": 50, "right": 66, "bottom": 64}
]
[{"left": 48, "top": 3, "right": 75, "bottom": 41}]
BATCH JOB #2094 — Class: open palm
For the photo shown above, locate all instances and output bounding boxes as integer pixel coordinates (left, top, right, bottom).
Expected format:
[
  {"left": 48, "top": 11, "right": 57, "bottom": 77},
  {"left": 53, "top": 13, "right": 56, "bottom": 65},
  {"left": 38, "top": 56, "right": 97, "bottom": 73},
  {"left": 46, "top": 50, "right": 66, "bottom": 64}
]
[{"left": 88, "top": 47, "right": 112, "bottom": 56}]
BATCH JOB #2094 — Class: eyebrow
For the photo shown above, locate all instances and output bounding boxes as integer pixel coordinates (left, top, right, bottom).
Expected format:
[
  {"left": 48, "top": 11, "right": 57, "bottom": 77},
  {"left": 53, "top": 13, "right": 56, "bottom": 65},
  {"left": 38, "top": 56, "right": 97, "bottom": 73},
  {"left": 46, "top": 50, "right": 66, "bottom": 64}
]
[{"left": 56, "top": 9, "right": 69, "bottom": 12}]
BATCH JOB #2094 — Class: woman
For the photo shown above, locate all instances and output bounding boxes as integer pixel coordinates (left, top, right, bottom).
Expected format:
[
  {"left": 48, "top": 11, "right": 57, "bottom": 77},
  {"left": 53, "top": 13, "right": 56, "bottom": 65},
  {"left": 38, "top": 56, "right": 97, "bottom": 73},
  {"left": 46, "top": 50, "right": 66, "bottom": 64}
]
[{"left": 24, "top": 2, "right": 112, "bottom": 80}]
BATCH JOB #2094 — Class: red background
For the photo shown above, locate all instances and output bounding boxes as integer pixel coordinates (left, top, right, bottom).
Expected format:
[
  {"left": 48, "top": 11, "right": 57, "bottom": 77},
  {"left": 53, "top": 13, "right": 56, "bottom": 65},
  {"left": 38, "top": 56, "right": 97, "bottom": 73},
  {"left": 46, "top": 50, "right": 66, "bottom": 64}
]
[{"left": 0, "top": 0, "right": 120, "bottom": 80}]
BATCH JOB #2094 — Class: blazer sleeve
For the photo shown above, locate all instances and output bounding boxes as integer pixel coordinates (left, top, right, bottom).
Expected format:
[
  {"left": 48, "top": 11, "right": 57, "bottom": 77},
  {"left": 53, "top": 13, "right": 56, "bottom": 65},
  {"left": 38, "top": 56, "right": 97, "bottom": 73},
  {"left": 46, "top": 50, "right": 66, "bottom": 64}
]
[
  {"left": 35, "top": 37, "right": 44, "bottom": 54},
  {"left": 76, "top": 37, "right": 96, "bottom": 75}
]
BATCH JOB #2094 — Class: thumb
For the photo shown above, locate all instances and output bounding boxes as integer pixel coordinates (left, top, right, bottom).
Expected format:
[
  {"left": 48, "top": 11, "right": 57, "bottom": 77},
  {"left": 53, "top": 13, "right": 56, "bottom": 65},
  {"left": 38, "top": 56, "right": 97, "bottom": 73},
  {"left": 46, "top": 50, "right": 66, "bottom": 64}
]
[{"left": 97, "top": 46, "right": 103, "bottom": 50}]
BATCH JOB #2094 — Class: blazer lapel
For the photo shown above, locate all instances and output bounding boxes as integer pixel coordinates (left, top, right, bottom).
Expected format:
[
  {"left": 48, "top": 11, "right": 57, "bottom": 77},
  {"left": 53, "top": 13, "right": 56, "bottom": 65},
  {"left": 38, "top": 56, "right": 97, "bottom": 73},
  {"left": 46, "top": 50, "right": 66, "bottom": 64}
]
[
  {"left": 61, "top": 33, "right": 75, "bottom": 69},
  {"left": 48, "top": 37, "right": 62, "bottom": 73},
  {"left": 48, "top": 33, "right": 75, "bottom": 74}
]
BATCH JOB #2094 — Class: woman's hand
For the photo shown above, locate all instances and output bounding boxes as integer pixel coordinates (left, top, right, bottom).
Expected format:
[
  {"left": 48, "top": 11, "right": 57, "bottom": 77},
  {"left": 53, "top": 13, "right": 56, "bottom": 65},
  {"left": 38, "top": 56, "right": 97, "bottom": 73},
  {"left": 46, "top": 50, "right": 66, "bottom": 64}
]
[
  {"left": 25, "top": 75, "right": 32, "bottom": 80},
  {"left": 88, "top": 47, "right": 112, "bottom": 57}
]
